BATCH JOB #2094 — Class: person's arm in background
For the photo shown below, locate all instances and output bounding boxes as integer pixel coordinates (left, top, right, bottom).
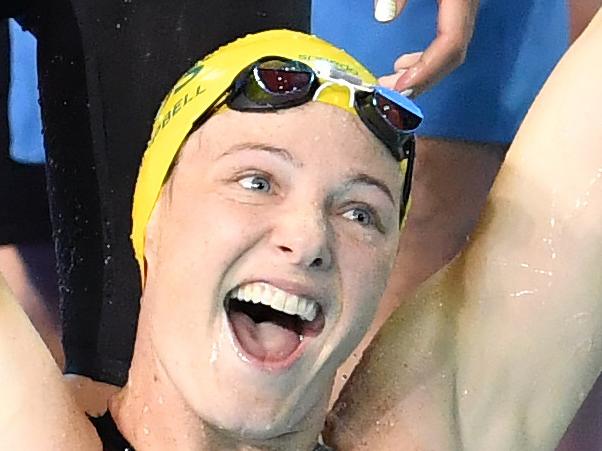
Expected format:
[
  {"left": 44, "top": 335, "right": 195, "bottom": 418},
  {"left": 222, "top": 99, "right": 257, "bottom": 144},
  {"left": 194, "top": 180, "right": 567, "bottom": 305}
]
[
  {"left": 0, "top": 272, "right": 101, "bottom": 450},
  {"left": 374, "top": 0, "right": 479, "bottom": 96},
  {"left": 326, "top": 9, "right": 602, "bottom": 450}
]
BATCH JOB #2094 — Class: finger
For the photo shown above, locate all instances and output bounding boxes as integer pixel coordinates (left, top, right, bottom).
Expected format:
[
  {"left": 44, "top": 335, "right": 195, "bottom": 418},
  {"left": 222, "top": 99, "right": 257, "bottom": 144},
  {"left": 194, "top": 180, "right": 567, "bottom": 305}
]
[
  {"left": 393, "top": 38, "right": 462, "bottom": 94},
  {"left": 393, "top": 52, "right": 423, "bottom": 72},
  {"left": 394, "top": 0, "right": 408, "bottom": 17},
  {"left": 374, "top": 0, "right": 408, "bottom": 22},
  {"left": 378, "top": 72, "right": 404, "bottom": 89},
  {"left": 394, "top": 0, "right": 479, "bottom": 94},
  {"left": 379, "top": 72, "right": 415, "bottom": 97}
]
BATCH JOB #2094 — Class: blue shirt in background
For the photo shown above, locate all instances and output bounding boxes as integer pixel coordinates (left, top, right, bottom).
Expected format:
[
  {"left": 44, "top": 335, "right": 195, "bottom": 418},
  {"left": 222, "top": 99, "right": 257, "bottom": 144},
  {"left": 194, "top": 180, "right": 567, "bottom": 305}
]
[
  {"left": 312, "top": 0, "right": 569, "bottom": 143},
  {"left": 8, "top": 18, "right": 45, "bottom": 164}
]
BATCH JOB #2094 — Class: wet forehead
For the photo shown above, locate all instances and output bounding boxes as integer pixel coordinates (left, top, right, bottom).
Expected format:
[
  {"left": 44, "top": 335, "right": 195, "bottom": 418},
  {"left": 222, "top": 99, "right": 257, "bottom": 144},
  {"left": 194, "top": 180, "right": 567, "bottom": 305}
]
[{"left": 183, "top": 103, "right": 398, "bottom": 182}]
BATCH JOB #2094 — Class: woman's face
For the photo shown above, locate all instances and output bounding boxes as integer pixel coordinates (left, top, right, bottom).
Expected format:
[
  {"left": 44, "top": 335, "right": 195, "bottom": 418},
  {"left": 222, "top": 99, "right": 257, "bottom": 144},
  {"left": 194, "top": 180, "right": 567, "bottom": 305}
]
[{"left": 142, "top": 102, "right": 403, "bottom": 439}]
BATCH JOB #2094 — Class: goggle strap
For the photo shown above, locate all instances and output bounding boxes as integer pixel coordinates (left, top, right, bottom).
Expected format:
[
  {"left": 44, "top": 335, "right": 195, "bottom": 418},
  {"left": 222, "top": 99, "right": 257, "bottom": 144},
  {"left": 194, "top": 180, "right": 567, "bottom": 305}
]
[{"left": 401, "top": 138, "right": 415, "bottom": 215}]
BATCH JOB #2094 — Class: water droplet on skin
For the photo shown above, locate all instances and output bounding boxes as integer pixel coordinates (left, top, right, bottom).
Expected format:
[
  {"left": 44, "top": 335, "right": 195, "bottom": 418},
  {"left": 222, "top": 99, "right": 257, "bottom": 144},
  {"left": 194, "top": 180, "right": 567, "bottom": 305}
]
[
  {"left": 509, "top": 289, "right": 538, "bottom": 298},
  {"left": 209, "top": 342, "right": 220, "bottom": 364},
  {"left": 142, "top": 405, "right": 149, "bottom": 414},
  {"left": 573, "top": 312, "right": 590, "bottom": 321},
  {"left": 143, "top": 426, "right": 150, "bottom": 435},
  {"left": 158, "top": 395, "right": 164, "bottom": 405}
]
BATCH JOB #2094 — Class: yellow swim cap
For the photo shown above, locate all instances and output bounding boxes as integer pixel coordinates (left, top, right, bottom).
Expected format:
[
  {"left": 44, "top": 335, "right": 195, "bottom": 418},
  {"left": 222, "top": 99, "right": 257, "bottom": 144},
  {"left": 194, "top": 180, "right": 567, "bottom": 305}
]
[{"left": 132, "top": 29, "right": 396, "bottom": 283}]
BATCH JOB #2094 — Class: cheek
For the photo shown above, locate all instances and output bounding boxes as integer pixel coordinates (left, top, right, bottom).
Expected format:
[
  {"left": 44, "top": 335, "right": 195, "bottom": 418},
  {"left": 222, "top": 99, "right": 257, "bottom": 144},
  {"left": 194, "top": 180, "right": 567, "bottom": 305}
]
[
  {"left": 338, "top": 242, "right": 396, "bottom": 318},
  {"left": 148, "top": 196, "right": 267, "bottom": 347},
  {"left": 155, "top": 194, "right": 269, "bottom": 288},
  {"left": 330, "top": 244, "right": 396, "bottom": 360}
]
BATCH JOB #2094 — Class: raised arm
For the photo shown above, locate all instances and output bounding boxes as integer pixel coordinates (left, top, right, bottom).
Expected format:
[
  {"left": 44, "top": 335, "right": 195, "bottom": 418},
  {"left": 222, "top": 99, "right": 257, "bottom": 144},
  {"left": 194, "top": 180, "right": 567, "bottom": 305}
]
[
  {"left": 0, "top": 273, "right": 101, "bottom": 450},
  {"left": 452, "top": 9, "right": 602, "bottom": 449},
  {"left": 326, "top": 9, "right": 602, "bottom": 451}
]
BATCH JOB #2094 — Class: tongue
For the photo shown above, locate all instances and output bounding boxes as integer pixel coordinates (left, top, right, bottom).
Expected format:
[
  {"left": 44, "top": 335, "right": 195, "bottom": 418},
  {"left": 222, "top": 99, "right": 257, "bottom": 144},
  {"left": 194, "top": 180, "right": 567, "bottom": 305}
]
[{"left": 229, "top": 311, "right": 301, "bottom": 362}]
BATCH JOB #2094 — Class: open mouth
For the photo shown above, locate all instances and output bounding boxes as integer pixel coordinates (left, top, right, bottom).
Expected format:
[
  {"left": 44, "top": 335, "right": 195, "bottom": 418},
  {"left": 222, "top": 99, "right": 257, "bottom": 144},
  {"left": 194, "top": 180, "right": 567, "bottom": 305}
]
[{"left": 225, "top": 282, "right": 325, "bottom": 366}]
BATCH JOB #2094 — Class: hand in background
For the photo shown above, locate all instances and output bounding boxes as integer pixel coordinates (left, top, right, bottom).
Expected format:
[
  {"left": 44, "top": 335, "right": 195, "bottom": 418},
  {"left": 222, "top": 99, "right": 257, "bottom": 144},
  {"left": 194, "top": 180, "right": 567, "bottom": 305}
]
[{"left": 374, "top": 0, "right": 479, "bottom": 96}]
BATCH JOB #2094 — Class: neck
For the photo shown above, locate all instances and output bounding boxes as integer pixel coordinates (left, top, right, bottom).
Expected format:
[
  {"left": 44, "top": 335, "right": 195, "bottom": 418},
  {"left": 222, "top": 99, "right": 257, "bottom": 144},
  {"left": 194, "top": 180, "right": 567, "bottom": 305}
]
[{"left": 109, "top": 316, "right": 323, "bottom": 451}]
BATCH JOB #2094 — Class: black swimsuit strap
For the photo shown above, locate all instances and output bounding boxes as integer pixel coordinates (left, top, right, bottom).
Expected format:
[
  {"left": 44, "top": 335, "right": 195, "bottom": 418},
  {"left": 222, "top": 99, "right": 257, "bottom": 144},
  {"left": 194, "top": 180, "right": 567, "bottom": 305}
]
[{"left": 88, "top": 411, "right": 133, "bottom": 451}]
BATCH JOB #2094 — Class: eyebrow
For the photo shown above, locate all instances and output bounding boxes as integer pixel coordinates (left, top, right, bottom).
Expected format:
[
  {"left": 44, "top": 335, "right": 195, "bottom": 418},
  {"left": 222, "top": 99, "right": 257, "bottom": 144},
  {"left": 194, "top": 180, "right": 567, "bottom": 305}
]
[
  {"left": 345, "top": 173, "right": 396, "bottom": 205},
  {"left": 217, "top": 144, "right": 395, "bottom": 204},
  {"left": 218, "top": 142, "right": 302, "bottom": 168}
]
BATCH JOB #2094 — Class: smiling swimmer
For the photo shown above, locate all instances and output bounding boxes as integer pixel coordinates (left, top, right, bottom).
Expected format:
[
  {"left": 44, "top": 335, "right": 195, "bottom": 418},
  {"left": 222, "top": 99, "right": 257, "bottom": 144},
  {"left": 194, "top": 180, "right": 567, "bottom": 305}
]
[{"left": 84, "top": 29, "right": 424, "bottom": 450}]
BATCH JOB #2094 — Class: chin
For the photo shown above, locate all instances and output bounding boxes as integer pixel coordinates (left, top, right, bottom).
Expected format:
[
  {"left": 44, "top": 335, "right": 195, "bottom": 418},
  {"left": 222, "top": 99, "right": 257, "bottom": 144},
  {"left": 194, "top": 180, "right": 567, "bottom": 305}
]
[{"left": 197, "top": 381, "right": 327, "bottom": 442}]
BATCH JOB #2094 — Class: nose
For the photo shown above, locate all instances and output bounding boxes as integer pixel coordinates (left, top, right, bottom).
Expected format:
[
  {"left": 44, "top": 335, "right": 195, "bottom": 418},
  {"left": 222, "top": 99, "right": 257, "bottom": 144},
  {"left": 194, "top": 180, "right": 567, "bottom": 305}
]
[{"left": 269, "top": 205, "right": 333, "bottom": 271}]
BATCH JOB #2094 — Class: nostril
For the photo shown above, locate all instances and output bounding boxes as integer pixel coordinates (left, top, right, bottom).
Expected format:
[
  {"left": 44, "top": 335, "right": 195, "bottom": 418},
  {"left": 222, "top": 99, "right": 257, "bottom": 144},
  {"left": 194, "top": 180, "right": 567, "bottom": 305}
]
[{"left": 276, "top": 245, "right": 327, "bottom": 268}]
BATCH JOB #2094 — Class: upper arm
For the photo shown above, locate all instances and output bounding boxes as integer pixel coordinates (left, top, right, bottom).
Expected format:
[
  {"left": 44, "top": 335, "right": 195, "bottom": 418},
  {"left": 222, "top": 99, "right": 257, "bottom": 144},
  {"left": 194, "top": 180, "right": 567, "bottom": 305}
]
[
  {"left": 453, "top": 10, "right": 602, "bottom": 450},
  {"left": 0, "top": 273, "right": 102, "bottom": 450}
]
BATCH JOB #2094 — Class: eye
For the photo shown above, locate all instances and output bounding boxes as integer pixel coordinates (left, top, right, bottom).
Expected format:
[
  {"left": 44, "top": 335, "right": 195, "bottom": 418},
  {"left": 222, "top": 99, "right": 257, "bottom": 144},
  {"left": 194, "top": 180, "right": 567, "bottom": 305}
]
[
  {"left": 238, "top": 175, "right": 271, "bottom": 193},
  {"left": 342, "top": 207, "right": 375, "bottom": 227}
]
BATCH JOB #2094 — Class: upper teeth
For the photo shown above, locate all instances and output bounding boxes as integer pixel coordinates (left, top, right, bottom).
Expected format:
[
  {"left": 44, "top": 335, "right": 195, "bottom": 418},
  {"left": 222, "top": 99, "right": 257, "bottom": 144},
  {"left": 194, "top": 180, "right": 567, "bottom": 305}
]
[{"left": 230, "top": 282, "right": 318, "bottom": 322}]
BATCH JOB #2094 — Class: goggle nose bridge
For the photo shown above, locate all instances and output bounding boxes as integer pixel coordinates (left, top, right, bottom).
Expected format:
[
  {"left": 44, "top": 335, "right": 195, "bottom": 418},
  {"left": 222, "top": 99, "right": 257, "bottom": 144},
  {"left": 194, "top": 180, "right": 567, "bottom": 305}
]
[{"left": 312, "top": 63, "right": 374, "bottom": 109}]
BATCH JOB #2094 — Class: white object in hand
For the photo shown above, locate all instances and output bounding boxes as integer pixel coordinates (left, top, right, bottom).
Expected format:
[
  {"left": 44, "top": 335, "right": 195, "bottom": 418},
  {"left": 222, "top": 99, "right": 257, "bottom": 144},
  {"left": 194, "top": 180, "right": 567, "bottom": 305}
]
[{"left": 374, "top": 0, "right": 397, "bottom": 22}]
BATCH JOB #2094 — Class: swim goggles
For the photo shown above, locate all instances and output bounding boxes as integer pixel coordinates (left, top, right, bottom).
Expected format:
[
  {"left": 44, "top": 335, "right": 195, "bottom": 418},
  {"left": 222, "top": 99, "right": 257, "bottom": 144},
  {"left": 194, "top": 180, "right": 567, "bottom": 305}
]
[{"left": 190, "top": 57, "right": 423, "bottom": 215}]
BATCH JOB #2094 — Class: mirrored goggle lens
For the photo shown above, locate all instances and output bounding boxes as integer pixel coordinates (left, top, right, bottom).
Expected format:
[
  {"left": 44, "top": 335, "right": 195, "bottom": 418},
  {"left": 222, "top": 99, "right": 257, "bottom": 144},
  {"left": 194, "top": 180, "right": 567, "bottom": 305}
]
[
  {"left": 374, "top": 92, "right": 422, "bottom": 131},
  {"left": 256, "top": 61, "right": 314, "bottom": 95}
]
